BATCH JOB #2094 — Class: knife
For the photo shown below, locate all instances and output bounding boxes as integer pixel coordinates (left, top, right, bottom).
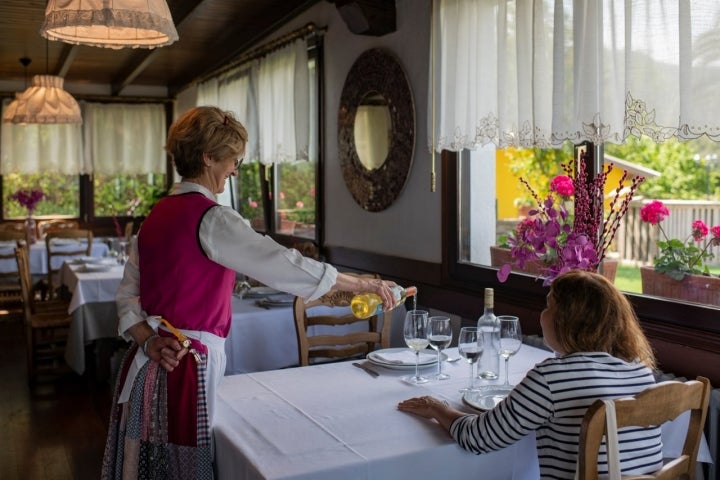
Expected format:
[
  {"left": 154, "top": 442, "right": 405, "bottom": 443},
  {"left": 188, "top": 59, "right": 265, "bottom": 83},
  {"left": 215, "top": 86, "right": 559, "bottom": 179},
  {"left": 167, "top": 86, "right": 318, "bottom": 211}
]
[{"left": 352, "top": 362, "right": 379, "bottom": 378}]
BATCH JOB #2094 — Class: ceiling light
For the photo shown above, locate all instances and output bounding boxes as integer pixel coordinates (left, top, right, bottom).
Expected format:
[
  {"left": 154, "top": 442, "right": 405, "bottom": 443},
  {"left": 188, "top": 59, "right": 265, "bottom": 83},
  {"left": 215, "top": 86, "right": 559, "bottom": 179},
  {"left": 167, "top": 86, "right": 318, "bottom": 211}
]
[
  {"left": 40, "top": 0, "right": 179, "bottom": 50},
  {"left": 9, "top": 75, "right": 82, "bottom": 125}
]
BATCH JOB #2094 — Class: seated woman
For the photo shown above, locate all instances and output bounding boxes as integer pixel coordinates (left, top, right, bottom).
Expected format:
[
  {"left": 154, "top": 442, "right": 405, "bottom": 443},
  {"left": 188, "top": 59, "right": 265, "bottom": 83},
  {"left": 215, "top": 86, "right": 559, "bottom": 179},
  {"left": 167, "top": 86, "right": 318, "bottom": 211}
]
[{"left": 398, "top": 270, "right": 662, "bottom": 479}]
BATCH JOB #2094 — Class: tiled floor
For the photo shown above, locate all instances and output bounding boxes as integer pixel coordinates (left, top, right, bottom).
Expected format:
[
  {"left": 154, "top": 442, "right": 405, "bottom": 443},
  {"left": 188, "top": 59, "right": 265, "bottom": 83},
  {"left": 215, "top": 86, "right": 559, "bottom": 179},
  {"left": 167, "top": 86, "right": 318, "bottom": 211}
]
[{"left": 0, "top": 314, "right": 112, "bottom": 480}]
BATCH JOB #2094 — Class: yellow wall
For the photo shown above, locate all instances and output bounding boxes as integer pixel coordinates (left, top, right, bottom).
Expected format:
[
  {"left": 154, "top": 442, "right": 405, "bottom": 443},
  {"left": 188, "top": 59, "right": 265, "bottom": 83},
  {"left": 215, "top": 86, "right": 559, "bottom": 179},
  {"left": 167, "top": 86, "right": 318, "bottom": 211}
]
[{"left": 496, "top": 149, "right": 634, "bottom": 220}]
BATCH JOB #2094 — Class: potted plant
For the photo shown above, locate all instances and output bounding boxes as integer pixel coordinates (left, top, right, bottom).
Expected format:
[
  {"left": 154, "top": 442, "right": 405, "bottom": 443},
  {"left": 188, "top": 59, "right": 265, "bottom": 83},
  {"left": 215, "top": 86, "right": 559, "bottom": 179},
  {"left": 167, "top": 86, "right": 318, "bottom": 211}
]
[
  {"left": 639, "top": 200, "right": 720, "bottom": 306},
  {"left": 495, "top": 157, "right": 640, "bottom": 285}
]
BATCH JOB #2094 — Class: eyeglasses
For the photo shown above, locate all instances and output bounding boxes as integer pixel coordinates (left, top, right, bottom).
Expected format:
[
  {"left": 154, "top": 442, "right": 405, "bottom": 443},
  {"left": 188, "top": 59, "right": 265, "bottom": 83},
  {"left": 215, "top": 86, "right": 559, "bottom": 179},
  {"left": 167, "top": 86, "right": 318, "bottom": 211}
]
[{"left": 234, "top": 157, "right": 244, "bottom": 170}]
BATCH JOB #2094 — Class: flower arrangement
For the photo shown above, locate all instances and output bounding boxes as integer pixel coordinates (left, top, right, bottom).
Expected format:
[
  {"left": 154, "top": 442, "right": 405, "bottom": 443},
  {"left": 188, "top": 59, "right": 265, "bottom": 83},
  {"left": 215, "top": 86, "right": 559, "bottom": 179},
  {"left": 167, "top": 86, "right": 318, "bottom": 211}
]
[
  {"left": 640, "top": 200, "right": 720, "bottom": 280},
  {"left": 497, "top": 157, "right": 644, "bottom": 285},
  {"left": 9, "top": 188, "right": 46, "bottom": 216}
]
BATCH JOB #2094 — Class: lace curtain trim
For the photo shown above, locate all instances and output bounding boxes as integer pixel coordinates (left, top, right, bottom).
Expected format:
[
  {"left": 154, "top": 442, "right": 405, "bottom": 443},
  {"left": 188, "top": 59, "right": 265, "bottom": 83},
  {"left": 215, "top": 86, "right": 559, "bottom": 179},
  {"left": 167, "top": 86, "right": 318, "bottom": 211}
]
[{"left": 433, "top": 92, "right": 720, "bottom": 152}]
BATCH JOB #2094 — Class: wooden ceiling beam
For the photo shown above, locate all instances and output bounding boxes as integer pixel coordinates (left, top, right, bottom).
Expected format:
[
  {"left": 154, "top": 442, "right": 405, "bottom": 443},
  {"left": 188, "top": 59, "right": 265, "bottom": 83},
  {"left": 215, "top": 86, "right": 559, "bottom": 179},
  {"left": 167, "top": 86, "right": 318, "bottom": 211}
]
[{"left": 111, "top": 0, "right": 206, "bottom": 96}]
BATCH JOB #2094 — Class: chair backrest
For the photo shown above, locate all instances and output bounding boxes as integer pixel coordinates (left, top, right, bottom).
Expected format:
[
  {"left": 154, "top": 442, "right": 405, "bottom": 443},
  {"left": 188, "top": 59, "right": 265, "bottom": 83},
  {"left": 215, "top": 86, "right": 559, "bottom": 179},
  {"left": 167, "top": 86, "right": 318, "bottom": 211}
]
[
  {"left": 45, "top": 229, "right": 93, "bottom": 299},
  {"left": 293, "top": 273, "right": 391, "bottom": 366},
  {"left": 37, "top": 219, "right": 79, "bottom": 239},
  {"left": 15, "top": 246, "right": 34, "bottom": 318},
  {"left": 0, "top": 224, "right": 30, "bottom": 245},
  {"left": 577, "top": 376, "right": 711, "bottom": 480}
]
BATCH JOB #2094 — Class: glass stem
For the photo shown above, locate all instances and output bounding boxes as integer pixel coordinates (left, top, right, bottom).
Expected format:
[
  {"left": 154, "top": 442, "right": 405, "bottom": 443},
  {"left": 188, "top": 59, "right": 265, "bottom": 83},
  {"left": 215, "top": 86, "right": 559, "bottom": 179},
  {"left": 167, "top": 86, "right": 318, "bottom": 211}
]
[
  {"left": 415, "top": 350, "right": 420, "bottom": 379},
  {"left": 437, "top": 349, "right": 442, "bottom": 376},
  {"left": 504, "top": 357, "right": 510, "bottom": 387},
  {"left": 468, "top": 361, "right": 474, "bottom": 390}
]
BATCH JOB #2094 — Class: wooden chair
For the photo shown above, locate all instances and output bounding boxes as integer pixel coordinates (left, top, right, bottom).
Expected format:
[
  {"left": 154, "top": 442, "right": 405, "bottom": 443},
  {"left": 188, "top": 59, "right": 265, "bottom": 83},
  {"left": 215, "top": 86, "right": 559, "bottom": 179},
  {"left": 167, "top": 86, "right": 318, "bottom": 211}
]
[
  {"left": 45, "top": 229, "right": 93, "bottom": 300},
  {"left": 16, "top": 245, "right": 69, "bottom": 315},
  {"left": 36, "top": 219, "right": 79, "bottom": 239},
  {"left": 0, "top": 232, "right": 27, "bottom": 310},
  {"left": 577, "top": 376, "right": 711, "bottom": 480},
  {"left": 293, "top": 273, "right": 391, "bottom": 366},
  {"left": 15, "top": 247, "right": 73, "bottom": 386}
]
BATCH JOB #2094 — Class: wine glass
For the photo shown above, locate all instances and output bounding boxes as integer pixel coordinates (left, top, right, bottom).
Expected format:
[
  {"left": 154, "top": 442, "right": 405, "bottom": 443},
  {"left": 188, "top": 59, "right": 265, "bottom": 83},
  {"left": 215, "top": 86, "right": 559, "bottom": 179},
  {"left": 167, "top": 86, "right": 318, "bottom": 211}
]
[
  {"left": 403, "top": 309, "right": 430, "bottom": 384},
  {"left": 428, "top": 316, "right": 452, "bottom": 380},
  {"left": 498, "top": 316, "right": 522, "bottom": 390},
  {"left": 457, "top": 327, "right": 483, "bottom": 393}
]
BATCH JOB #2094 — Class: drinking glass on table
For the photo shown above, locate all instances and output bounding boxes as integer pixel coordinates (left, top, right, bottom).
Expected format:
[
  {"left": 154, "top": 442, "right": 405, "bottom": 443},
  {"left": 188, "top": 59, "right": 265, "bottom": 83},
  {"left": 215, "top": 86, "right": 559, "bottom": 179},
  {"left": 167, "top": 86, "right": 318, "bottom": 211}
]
[
  {"left": 403, "top": 309, "right": 430, "bottom": 384},
  {"left": 428, "top": 316, "right": 452, "bottom": 380},
  {"left": 498, "top": 316, "right": 522, "bottom": 390},
  {"left": 458, "top": 327, "right": 483, "bottom": 393}
]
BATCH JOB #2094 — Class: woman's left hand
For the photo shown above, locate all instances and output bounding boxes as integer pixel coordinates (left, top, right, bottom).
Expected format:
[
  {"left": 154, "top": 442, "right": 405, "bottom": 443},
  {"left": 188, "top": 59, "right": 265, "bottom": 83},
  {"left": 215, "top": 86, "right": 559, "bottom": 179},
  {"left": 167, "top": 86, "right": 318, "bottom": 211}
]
[{"left": 398, "top": 396, "right": 449, "bottom": 419}]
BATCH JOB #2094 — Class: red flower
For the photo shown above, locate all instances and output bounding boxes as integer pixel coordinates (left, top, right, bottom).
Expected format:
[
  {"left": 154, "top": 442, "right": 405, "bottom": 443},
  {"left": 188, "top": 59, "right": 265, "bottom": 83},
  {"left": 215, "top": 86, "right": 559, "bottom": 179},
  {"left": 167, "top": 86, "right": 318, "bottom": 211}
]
[
  {"left": 640, "top": 200, "right": 669, "bottom": 224},
  {"left": 9, "top": 188, "right": 46, "bottom": 215},
  {"left": 692, "top": 220, "right": 709, "bottom": 242},
  {"left": 550, "top": 175, "right": 574, "bottom": 197}
]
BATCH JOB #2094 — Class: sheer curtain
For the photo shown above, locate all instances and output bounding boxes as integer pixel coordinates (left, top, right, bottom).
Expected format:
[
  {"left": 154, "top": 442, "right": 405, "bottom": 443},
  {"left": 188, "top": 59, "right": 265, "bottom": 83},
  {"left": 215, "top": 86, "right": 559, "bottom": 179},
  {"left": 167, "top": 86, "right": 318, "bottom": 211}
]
[
  {"left": 1, "top": 98, "right": 83, "bottom": 175},
  {"left": 83, "top": 103, "right": 166, "bottom": 175},
  {"left": 197, "top": 38, "right": 309, "bottom": 165},
  {"left": 429, "top": 0, "right": 720, "bottom": 151}
]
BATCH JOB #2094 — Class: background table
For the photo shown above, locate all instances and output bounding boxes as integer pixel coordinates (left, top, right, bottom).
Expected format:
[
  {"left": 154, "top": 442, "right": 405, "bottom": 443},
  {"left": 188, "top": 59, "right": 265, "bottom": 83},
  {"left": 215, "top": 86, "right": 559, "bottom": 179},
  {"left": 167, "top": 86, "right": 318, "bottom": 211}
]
[
  {"left": 214, "top": 346, "right": 712, "bottom": 480},
  {"left": 60, "top": 262, "right": 124, "bottom": 374},
  {"left": 224, "top": 295, "right": 406, "bottom": 375},
  {"left": 0, "top": 240, "right": 108, "bottom": 275}
]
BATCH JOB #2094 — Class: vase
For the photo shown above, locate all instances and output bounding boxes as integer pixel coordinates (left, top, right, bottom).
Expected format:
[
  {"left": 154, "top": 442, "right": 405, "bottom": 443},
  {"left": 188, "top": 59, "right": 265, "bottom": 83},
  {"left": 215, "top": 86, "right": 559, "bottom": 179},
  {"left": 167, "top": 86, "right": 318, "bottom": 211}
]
[
  {"left": 640, "top": 266, "right": 720, "bottom": 307},
  {"left": 489, "top": 246, "right": 618, "bottom": 282},
  {"left": 25, "top": 216, "right": 37, "bottom": 244}
]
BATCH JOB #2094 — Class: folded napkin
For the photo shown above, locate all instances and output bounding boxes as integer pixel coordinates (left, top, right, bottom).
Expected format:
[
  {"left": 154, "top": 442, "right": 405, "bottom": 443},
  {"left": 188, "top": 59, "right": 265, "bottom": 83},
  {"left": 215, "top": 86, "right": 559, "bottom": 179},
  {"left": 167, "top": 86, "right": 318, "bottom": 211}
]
[{"left": 374, "top": 350, "right": 436, "bottom": 365}]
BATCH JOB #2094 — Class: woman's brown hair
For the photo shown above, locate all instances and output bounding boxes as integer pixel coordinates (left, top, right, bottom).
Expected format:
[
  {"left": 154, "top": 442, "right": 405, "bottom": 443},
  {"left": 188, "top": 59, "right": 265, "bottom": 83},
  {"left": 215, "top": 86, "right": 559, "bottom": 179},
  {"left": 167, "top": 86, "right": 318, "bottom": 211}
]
[
  {"left": 165, "top": 106, "right": 248, "bottom": 179},
  {"left": 549, "top": 270, "right": 656, "bottom": 369}
]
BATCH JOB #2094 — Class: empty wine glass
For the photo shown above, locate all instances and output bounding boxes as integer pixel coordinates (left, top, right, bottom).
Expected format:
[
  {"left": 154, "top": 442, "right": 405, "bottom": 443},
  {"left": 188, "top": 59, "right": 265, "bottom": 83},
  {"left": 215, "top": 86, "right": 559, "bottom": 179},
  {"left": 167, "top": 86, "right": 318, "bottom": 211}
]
[
  {"left": 403, "top": 310, "right": 430, "bottom": 384},
  {"left": 428, "top": 316, "right": 452, "bottom": 380},
  {"left": 498, "top": 316, "right": 522, "bottom": 390},
  {"left": 458, "top": 326, "right": 483, "bottom": 393}
]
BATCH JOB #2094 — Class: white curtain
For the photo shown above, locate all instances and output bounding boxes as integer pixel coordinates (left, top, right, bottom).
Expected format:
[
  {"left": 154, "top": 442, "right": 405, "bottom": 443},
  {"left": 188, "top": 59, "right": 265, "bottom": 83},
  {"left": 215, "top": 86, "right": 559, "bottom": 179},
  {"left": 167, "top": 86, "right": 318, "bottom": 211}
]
[
  {"left": 83, "top": 103, "right": 166, "bottom": 175},
  {"left": 1, "top": 98, "right": 83, "bottom": 175},
  {"left": 430, "top": 0, "right": 720, "bottom": 151},
  {"left": 197, "top": 38, "right": 309, "bottom": 165}
]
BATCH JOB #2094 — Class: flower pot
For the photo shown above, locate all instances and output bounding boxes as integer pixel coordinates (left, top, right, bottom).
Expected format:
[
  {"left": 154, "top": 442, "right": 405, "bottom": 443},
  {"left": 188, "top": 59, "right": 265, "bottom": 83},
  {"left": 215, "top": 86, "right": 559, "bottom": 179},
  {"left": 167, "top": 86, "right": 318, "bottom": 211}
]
[
  {"left": 490, "top": 246, "right": 618, "bottom": 282},
  {"left": 640, "top": 266, "right": 720, "bottom": 307}
]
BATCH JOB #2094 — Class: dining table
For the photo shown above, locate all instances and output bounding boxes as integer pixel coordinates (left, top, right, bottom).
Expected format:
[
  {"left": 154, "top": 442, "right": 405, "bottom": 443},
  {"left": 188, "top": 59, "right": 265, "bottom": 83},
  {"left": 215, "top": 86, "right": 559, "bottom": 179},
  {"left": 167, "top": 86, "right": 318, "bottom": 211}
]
[
  {"left": 0, "top": 240, "right": 108, "bottom": 275},
  {"left": 56, "top": 263, "right": 404, "bottom": 378},
  {"left": 213, "top": 345, "right": 713, "bottom": 480}
]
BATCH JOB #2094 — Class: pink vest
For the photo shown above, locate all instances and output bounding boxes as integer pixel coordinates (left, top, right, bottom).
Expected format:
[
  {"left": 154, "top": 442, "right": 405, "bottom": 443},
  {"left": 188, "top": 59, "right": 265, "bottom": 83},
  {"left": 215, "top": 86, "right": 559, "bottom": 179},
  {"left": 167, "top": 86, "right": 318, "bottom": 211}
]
[{"left": 138, "top": 192, "right": 235, "bottom": 337}]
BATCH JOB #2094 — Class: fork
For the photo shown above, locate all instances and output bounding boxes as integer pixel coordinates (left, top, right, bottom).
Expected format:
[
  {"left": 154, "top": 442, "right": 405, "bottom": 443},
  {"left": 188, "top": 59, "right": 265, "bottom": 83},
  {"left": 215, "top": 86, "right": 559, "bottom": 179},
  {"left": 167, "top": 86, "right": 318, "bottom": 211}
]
[{"left": 352, "top": 362, "right": 380, "bottom": 378}]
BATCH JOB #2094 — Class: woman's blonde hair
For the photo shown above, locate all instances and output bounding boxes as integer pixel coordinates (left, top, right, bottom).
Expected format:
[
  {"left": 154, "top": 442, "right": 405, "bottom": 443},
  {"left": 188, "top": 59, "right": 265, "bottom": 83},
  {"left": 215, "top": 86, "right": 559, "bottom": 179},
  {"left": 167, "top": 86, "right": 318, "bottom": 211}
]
[
  {"left": 549, "top": 270, "right": 656, "bottom": 369},
  {"left": 165, "top": 106, "right": 248, "bottom": 179}
]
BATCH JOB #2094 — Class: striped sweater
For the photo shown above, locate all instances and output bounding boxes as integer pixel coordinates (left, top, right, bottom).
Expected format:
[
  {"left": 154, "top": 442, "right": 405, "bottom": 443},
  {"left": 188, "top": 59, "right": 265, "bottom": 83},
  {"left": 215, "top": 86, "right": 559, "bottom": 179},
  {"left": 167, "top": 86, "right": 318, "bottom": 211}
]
[{"left": 449, "top": 352, "right": 663, "bottom": 479}]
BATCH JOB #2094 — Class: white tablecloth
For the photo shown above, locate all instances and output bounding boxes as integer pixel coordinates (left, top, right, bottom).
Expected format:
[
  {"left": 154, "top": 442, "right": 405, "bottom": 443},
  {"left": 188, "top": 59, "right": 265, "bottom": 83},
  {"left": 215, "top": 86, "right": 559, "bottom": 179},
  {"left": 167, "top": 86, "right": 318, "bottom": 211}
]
[
  {"left": 214, "top": 346, "right": 712, "bottom": 480},
  {"left": 224, "top": 295, "right": 406, "bottom": 375},
  {"left": 0, "top": 241, "right": 109, "bottom": 275},
  {"left": 60, "top": 262, "right": 124, "bottom": 374}
]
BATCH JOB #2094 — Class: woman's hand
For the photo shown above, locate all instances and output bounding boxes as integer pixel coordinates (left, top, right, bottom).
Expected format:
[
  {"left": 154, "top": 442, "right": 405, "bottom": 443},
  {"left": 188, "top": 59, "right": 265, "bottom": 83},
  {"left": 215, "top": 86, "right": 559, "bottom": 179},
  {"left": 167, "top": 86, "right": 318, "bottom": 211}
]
[
  {"left": 398, "top": 396, "right": 465, "bottom": 431},
  {"left": 368, "top": 278, "right": 397, "bottom": 308},
  {"left": 145, "top": 335, "right": 188, "bottom": 372}
]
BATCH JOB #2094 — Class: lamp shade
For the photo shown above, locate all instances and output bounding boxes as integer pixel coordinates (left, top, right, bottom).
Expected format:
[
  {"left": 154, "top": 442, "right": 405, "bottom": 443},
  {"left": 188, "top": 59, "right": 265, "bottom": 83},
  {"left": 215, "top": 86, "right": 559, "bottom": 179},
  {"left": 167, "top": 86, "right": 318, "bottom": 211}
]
[
  {"left": 8, "top": 75, "right": 82, "bottom": 125},
  {"left": 2, "top": 93, "right": 24, "bottom": 124},
  {"left": 40, "top": 0, "right": 179, "bottom": 50}
]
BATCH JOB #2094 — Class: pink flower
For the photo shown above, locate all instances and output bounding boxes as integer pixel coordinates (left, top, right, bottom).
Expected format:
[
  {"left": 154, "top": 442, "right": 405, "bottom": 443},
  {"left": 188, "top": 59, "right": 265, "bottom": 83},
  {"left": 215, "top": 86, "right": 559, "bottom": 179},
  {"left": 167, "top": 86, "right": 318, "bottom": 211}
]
[
  {"left": 550, "top": 175, "right": 574, "bottom": 197},
  {"left": 640, "top": 200, "right": 669, "bottom": 224},
  {"left": 279, "top": 192, "right": 285, "bottom": 200},
  {"left": 711, "top": 226, "right": 720, "bottom": 247},
  {"left": 249, "top": 201, "right": 258, "bottom": 208},
  {"left": 692, "top": 220, "right": 709, "bottom": 242},
  {"left": 310, "top": 187, "right": 316, "bottom": 197},
  {"left": 296, "top": 201, "right": 304, "bottom": 208}
]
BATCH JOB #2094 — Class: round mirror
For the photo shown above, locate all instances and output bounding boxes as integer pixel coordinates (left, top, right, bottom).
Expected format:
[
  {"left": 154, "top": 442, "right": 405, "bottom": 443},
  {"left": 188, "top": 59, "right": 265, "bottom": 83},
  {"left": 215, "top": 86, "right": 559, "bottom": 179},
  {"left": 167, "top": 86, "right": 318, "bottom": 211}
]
[
  {"left": 338, "top": 48, "right": 415, "bottom": 212},
  {"left": 354, "top": 92, "right": 391, "bottom": 171}
]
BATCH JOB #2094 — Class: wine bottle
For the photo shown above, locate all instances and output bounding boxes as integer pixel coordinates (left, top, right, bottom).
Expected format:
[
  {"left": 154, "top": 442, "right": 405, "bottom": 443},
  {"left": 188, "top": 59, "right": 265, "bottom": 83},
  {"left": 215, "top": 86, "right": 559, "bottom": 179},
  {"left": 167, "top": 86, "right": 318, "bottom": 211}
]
[
  {"left": 350, "top": 285, "right": 418, "bottom": 319},
  {"left": 477, "top": 287, "right": 499, "bottom": 379}
]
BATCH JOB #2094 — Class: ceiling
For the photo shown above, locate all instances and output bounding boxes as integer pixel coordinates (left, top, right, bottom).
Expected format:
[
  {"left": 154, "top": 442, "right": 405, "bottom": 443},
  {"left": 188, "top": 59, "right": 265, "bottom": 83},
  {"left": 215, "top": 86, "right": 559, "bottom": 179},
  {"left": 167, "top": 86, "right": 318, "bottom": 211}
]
[{"left": 0, "top": 0, "right": 321, "bottom": 98}]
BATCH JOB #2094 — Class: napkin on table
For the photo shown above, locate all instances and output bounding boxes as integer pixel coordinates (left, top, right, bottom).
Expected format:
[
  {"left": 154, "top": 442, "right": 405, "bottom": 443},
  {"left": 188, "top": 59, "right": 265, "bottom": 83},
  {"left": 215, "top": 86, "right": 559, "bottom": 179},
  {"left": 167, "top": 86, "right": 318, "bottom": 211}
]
[{"left": 374, "top": 350, "right": 436, "bottom": 364}]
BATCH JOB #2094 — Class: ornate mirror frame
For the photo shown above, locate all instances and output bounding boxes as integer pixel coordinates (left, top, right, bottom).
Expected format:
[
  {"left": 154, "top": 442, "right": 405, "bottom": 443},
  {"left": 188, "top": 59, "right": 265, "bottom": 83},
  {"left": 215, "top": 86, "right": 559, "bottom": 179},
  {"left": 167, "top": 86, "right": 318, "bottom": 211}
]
[{"left": 338, "top": 48, "right": 415, "bottom": 212}]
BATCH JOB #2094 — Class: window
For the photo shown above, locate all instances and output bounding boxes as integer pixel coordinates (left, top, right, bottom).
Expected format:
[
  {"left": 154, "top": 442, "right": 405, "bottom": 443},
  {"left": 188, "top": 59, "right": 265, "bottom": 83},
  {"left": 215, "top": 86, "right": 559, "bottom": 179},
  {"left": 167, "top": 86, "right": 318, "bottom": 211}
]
[{"left": 93, "top": 173, "right": 167, "bottom": 217}]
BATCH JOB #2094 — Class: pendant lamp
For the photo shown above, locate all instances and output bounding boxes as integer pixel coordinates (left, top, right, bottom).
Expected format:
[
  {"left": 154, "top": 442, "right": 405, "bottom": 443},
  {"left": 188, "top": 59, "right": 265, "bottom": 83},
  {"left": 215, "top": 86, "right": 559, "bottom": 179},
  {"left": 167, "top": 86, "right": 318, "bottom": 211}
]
[
  {"left": 9, "top": 75, "right": 82, "bottom": 124},
  {"left": 2, "top": 58, "right": 31, "bottom": 124},
  {"left": 40, "top": 0, "right": 179, "bottom": 49}
]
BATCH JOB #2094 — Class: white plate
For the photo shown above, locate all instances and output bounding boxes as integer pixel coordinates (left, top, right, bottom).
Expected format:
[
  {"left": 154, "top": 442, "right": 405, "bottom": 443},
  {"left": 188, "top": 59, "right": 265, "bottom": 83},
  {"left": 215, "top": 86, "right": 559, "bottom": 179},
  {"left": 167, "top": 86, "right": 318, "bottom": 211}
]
[
  {"left": 256, "top": 294, "right": 295, "bottom": 308},
  {"left": 81, "top": 263, "right": 115, "bottom": 273},
  {"left": 462, "top": 387, "right": 514, "bottom": 411},
  {"left": 244, "top": 286, "right": 282, "bottom": 298},
  {"left": 367, "top": 348, "right": 446, "bottom": 370}
]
